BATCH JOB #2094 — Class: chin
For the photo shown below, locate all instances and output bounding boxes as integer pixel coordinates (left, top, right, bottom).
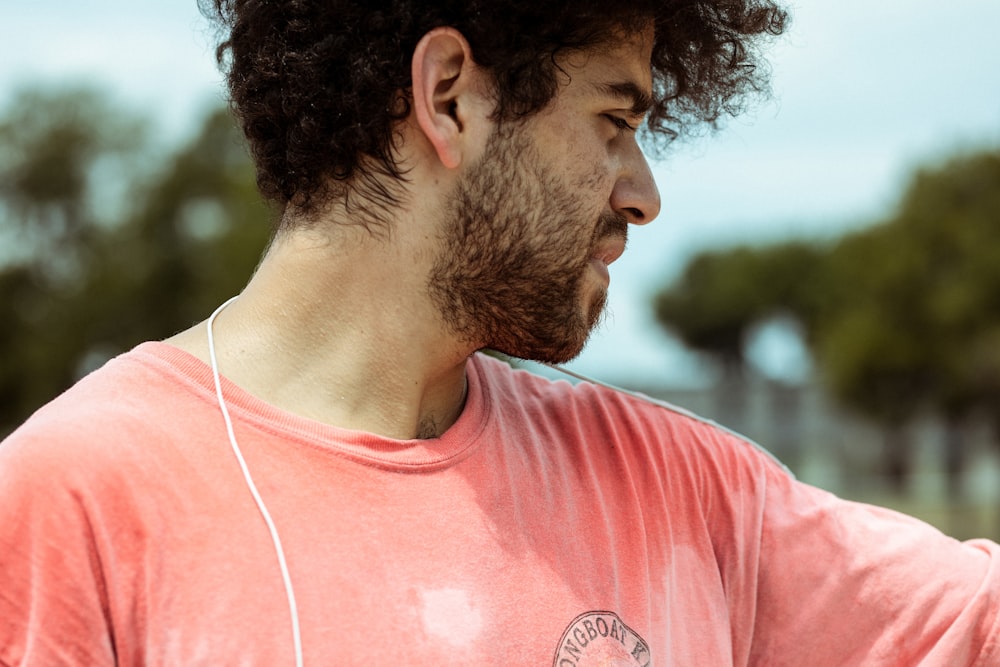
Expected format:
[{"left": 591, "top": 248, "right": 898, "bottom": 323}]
[
  {"left": 518, "top": 308, "right": 605, "bottom": 366},
  {"left": 585, "top": 287, "right": 608, "bottom": 331},
  {"left": 480, "top": 284, "right": 608, "bottom": 365},
  {"left": 488, "top": 324, "right": 589, "bottom": 365}
]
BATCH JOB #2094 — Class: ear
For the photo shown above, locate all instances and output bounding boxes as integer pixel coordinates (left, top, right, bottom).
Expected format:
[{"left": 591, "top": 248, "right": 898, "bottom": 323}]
[{"left": 411, "top": 27, "right": 487, "bottom": 169}]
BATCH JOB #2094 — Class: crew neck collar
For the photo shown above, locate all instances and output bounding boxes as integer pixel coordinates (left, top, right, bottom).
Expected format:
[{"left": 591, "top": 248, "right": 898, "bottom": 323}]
[{"left": 127, "top": 342, "right": 494, "bottom": 471}]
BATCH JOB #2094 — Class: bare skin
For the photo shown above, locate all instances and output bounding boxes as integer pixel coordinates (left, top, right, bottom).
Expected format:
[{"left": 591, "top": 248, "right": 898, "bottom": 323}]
[{"left": 165, "top": 26, "right": 660, "bottom": 440}]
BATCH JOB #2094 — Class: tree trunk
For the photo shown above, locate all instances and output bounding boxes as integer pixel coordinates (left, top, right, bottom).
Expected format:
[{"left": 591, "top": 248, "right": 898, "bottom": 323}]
[
  {"left": 883, "top": 424, "right": 911, "bottom": 495},
  {"left": 942, "top": 416, "right": 967, "bottom": 502}
]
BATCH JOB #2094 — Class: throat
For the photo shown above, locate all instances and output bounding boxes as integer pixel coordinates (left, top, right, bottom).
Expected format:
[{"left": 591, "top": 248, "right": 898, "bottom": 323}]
[
  {"left": 412, "top": 371, "right": 469, "bottom": 439},
  {"left": 415, "top": 415, "right": 442, "bottom": 440}
]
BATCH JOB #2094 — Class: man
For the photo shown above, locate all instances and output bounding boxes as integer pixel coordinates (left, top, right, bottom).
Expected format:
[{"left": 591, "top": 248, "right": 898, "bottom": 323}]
[{"left": 1, "top": 1, "right": 998, "bottom": 665}]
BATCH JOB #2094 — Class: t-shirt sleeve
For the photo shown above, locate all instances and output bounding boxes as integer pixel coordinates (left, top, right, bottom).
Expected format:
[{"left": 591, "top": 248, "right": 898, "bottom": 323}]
[
  {"left": 0, "top": 428, "right": 117, "bottom": 666},
  {"left": 742, "top": 447, "right": 1000, "bottom": 665}
]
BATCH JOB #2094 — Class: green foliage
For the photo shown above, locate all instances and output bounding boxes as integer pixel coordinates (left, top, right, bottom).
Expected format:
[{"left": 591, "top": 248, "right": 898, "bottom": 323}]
[
  {"left": 817, "top": 150, "right": 1000, "bottom": 423},
  {"left": 653, "top": 240, "right": 826, "bottom": 374},
  {"left": 652, "top": 147, "right": 1000, "bottom": 431},
  {"left": 654, "top": 247, "right": 760, "bottom": 370},
  {"left": 0, "top": 87, "right": 273, "bottom": 435}
]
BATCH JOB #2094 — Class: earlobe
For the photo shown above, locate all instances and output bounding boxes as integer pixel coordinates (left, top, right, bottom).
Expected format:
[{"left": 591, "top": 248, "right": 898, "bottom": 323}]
[{"left": 411, "top": 27, "right": 481, "bottom": 170}]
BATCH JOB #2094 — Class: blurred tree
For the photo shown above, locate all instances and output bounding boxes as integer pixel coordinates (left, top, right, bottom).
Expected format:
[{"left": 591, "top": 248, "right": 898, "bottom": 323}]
[
  {"left": 812, "top": 224, "right": 932, "bottom": 493},
  {"left": 888, "top": 150, "right": 1000, "bottom": 497},
  {"left": 654, "top": 240, "right": 827, "bottom": 372},
  {"left": 653, "top": 246, "right": 762, "bottom": 430},
  {"left": 0, "top": 87, "right": 146, "bottom": 258},
  {"left": 0, "top": 87, "right": 148, "bottom": 431},
  {"left": 652, "top": 147, "right": 1000, "bottom": 499},
  {"left": 79, "top": 107, "right": 273, "bottom": 350},
  {"left": 654, "top": 246, "right": 762, "bottom": 377},
  {"left": 0, "top": 88, "right": 273, "bottom": 436},
  {"left": 653, "top": 240, "right": 825, "bottom": 432},
  {"left": 810, "top": 150, "right": 1000, "bottom": 497}
]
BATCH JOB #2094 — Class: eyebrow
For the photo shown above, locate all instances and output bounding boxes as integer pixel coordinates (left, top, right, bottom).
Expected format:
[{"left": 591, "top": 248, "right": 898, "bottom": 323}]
[{"left": 594, "top": 81, "right": 655, "bottom": 116}]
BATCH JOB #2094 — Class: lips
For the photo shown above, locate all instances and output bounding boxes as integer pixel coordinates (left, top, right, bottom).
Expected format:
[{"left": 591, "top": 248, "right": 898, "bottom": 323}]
[
  {"left": 588, "top": 235, "right": 626, "bottom": 286},
  {"left": 591, "top": 210, "right": 628, "bottom": 266},
  {"left": 591, "top": 236, "right": 627, "bottom": 266}
]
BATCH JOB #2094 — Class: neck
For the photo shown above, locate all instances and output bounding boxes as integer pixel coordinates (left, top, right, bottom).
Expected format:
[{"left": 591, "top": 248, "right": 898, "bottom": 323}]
[{"left": 168, "top": 220, "right": 473, "bottom": 440}]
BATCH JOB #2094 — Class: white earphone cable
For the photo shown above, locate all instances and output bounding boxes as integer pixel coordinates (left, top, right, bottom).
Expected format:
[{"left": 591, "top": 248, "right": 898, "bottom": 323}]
[
  {"left": 204, "top": 293, "right": 787, "bottom": 667},
  {"left": 207, "top": 296, "right": 304, "bottom": 667}
]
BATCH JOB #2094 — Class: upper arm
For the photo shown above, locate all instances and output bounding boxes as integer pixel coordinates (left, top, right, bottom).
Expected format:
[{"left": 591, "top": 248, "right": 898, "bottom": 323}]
[{"left": 0, "top": 430, "right": 117, "bottom": 666}]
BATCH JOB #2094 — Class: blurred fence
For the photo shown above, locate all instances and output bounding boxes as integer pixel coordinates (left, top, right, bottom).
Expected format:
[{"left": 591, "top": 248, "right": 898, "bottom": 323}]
[{"left": 645, "top": 375, "right": 1000, "bottom": 542}]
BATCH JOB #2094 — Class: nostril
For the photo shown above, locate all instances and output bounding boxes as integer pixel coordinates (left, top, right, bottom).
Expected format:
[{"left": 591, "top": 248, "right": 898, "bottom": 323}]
[{"left": 624, "top": 207, "right": 643, "bottom": 222}]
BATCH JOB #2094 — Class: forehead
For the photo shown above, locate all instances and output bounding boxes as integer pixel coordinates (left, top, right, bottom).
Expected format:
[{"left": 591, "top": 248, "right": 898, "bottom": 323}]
[{"left": 555, "top": 24, "right": 655, "bottom": 97}]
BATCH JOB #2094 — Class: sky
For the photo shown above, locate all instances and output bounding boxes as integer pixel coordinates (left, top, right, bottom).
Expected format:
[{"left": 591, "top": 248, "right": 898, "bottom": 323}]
[{"left": 3, "top": 0, "right": 1000, "bottom": 388}]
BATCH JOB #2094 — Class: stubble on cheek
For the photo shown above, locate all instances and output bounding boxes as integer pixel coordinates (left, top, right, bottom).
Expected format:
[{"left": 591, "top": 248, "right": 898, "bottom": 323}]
[{"left": 427, "top": 129, "right": 607, "bottom": 363}]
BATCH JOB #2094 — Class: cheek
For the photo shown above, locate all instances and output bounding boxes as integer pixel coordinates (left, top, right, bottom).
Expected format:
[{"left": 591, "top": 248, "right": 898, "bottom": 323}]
[
  {"left": 539, "top": 114, "right": 613, "bottom": 191},
  {"left": 565, "top": 160, "right": 615, "bottom": 225},
  {"left": 560, "top": 138, "right": 615, "bottom": 199},
  {"left": 579, "top": 161, "right": 612, "bottom": 198}
]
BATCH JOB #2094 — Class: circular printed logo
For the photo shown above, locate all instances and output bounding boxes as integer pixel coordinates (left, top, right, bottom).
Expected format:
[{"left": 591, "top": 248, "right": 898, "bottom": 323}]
[{"left": 552, "top": 611, "right": 651, "bottom": 666}]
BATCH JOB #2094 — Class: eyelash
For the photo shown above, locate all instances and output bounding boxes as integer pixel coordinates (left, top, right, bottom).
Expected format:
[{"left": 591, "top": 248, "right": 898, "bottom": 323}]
[{"left": 604, "top": 114, "right": 637, "bottom": 133}]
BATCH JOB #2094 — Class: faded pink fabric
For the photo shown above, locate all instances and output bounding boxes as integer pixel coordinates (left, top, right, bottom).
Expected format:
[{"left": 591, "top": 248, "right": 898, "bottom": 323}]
[{"left": 2, "top": 343, "right": 998, "bottom": 665}]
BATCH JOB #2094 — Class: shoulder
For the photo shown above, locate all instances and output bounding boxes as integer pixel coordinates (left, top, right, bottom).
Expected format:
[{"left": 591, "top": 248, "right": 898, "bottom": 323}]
[
  {"left": 1, "top": 342, "right": 216, "bottom": 485},
  {"left": 471, "top": 352, "right": 790, "bottom": 486}
]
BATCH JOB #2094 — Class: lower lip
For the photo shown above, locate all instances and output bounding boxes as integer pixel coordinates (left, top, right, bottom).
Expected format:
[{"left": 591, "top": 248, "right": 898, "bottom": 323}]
[{"left": 589, "top": 258, "right": 610, "bottom": 284}]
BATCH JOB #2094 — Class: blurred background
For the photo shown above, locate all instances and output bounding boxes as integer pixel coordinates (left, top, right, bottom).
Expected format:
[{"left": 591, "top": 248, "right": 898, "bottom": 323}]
[{"left": 2, "top": 1, "right": 1000, "bottom": 538}]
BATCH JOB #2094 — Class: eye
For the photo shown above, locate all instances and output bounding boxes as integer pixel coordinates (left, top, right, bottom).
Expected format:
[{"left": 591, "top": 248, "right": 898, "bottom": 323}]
[{"left": 603, "top": 114, "right": 638, "bottom": 133}]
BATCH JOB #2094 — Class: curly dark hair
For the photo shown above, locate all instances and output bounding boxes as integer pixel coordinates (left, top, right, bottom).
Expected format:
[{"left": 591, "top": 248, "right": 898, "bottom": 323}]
[{"left": 201, "top": 0, "right": 787, "bottom": 219}]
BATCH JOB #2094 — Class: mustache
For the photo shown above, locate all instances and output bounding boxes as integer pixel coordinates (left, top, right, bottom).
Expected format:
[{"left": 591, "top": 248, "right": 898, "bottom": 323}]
[{"left": 595, "top": 211, "right": 628, "bottom": 243}]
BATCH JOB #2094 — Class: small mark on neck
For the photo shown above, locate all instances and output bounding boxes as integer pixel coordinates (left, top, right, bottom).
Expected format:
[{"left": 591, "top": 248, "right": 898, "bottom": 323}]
[{"left": 416, "top": 415, "right": 440, "bottom": 440}]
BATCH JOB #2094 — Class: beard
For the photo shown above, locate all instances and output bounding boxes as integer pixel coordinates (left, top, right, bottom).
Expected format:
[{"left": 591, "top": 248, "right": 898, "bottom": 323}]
[{"left": 428, "top": 123, "right": 628, "bottom": 364}]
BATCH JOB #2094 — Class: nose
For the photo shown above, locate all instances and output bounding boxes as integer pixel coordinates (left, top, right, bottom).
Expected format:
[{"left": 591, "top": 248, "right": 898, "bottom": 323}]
[{"left": 610, "top": 144, "right": 660, "bottom": 226}]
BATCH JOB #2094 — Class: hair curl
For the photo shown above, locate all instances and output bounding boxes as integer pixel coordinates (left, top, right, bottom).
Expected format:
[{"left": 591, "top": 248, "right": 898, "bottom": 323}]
[{"left": 201, "top": 0, "right": 787, "bottom": 219}]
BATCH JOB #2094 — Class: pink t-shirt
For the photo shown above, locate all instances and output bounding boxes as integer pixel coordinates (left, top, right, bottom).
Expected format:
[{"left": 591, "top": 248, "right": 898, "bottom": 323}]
[{"left": 1, "top": 343, "right": 998, "bottom": 665}]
